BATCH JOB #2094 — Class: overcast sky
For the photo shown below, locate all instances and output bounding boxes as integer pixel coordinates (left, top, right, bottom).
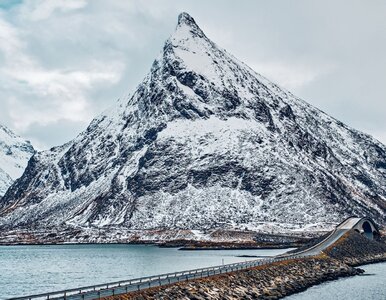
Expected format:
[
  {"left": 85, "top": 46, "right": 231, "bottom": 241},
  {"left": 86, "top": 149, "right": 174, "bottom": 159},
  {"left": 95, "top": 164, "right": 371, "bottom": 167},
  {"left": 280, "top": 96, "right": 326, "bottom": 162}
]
[{"left": 0, "top": 0, "right": 385, "bottom": 149}]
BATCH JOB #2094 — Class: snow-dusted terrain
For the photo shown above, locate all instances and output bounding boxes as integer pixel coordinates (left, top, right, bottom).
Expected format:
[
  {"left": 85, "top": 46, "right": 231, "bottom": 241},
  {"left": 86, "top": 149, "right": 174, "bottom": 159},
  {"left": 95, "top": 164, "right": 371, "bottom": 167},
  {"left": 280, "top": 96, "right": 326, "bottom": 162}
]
[
  {"left": 0, "top": 13, "right": 385, "bottom": 242},
  {"left": 0, "top": 124, "right": 35, "bottom": 196}
]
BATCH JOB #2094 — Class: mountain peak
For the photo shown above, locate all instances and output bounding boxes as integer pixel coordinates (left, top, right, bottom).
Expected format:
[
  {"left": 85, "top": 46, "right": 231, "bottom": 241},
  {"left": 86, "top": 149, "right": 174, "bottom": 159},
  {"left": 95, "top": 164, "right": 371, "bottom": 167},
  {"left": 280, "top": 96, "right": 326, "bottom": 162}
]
[
  {"left": 174, "top": 12, "right": 206, "bottom": 40},
  {"left": 0, "top": 12, "right": 385, "bottom": 237},
  {"left": 177, "top": 12, "right": 197, "bottom": 27}
]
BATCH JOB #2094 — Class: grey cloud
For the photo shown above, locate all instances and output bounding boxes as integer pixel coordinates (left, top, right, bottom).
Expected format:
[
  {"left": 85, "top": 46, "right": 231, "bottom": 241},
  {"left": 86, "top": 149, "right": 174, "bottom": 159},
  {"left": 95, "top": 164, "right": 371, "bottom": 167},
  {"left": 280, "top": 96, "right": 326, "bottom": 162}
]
[
  {"left": 0, "top": 0, "right": 385, "bottom": 148},
  {"left": 23, "top": 119, "right": 88, "bottom": 150}
]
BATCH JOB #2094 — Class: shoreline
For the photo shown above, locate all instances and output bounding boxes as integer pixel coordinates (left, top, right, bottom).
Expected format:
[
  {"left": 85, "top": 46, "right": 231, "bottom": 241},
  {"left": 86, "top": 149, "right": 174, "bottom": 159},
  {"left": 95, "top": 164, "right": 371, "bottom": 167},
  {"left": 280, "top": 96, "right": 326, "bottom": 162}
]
[
  {"left": 104, "top": 255, "right": 375, "bottom": 300},
  {"left": 102, "top": 230, "right": 386, "bottom": 300},
  {"left": 2, "top": 230, "right": 385, "bottom": 299},
  {"left": 0, "top": 240, "right": 301, "bottom": 251},
  {"left": 0, "top": 234, "right": 310, "bottom": 250},
  {"left": 0, "top": 227, "right": 319, "bottom": 248},
  {"left": 109, "top": 258, "right": 386, "bottom": 300},
  {"left": 280, "top": 260, "right": 386, "bottom": 299}
]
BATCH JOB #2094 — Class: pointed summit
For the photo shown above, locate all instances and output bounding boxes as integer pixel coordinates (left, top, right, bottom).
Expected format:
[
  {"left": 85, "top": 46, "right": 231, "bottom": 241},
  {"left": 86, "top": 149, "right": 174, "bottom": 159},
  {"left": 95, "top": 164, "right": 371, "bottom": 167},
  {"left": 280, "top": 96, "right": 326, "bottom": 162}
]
[
  {"left": 173, "top": 12, "right": 206, "bottom": 40},
  {"left": 177, "top": 12, "right": 196, "bottom": 26}
]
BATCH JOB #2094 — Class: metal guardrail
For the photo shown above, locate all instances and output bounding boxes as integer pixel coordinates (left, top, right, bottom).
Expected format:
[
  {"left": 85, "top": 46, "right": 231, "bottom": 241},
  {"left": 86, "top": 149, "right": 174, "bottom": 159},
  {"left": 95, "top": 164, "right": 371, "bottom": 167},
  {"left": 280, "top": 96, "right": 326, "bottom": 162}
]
[
  {"left": 8, "top": 216, "right": 368, "bottom": 300},
  {"left": 7, "top": 255, "right": 306, "bottom": 300},
  {"left": 6, "top": 216, "right": 371, "bottom": 300}
]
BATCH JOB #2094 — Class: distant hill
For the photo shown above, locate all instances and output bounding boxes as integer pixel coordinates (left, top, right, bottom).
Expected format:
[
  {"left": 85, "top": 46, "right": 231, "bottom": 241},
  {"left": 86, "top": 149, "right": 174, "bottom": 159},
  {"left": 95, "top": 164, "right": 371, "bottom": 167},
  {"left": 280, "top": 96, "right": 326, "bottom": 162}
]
[{"left": 0, "top": 124, "right": 35, "bottom": 196}]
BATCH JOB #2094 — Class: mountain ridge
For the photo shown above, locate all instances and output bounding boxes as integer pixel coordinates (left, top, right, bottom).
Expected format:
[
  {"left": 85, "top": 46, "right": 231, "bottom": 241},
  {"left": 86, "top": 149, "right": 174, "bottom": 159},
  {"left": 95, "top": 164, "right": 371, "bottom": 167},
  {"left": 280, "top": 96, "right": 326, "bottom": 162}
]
[{"left": 0, "top": 13, "right": 385, "bottom": 238}]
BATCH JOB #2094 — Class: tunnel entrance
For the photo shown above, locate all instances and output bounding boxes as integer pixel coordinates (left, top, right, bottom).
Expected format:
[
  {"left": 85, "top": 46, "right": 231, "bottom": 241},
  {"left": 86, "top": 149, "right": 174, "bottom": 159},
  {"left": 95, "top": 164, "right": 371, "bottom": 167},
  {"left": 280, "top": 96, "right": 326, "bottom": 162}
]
[{"left": 362, "top": 221, "right": 373, "bottom": 240}]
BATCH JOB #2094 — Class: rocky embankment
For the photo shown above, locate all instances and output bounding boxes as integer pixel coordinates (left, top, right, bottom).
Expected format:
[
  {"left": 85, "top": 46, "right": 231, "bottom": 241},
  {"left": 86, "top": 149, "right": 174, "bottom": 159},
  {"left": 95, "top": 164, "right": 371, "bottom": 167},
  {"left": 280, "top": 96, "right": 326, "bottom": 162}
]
[
  {"left": 0, "top": 227, "right": 312, "bottom": 249},
  {"left": 163, "top": 232, "right": 309, "bottom": 250},
  {"left": 104, "top": 256, "right": 361, "bottom": 300},
  {"left": 325, "top": 230, "right": 386, "bottom": 266},
  {"left": 104, "top": 230, "right": 386, "bottom": 300}
]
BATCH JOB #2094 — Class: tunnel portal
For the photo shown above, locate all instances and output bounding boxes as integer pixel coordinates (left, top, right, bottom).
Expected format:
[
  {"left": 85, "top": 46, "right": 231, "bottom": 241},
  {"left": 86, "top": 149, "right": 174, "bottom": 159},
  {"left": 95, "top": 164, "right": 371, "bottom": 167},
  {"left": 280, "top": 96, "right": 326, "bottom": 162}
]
[{"left": 362, "top": 221, "right": 374, "bottom": 240}]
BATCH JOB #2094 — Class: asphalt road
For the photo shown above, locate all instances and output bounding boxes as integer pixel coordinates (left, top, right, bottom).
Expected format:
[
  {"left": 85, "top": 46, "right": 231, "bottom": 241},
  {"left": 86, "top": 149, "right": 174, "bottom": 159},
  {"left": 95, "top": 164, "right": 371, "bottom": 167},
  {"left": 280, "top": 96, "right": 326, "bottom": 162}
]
[
  {"left": 292, "top": 217, "right": 362, "bottom": 256},
  {"left": 10, "top": 217, "right": 366, "bottom": 300}
]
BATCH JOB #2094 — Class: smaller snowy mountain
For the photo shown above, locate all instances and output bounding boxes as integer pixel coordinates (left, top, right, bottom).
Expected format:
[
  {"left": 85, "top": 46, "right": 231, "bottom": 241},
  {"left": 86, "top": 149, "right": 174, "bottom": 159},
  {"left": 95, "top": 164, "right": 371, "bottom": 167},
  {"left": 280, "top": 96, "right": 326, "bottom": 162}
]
[{"left": 0, "top": 124, "right": 35, "bottom": 196}]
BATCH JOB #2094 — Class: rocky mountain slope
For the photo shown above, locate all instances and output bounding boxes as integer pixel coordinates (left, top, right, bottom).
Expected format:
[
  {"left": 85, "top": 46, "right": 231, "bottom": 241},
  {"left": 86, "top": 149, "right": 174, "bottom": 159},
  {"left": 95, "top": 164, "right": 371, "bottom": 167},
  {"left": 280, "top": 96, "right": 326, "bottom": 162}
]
[
  {"left": 0, "top": 13, "right": 385, "bottom": 237},
  {"left": 0, "top": 124, "right": 35, "bottom": 196}
]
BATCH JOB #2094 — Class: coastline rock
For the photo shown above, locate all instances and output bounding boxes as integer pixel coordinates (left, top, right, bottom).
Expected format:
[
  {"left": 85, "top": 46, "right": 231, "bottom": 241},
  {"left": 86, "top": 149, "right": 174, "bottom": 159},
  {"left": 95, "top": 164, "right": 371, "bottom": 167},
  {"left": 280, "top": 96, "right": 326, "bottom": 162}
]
[
  {"left": 325, "top": 230, "right": 386, "bottom": 266},
  {"left": 103, "top": 231, "right": 386, "bottom": 300},
  {"left": 104, "top": 257, "right": 361, "bottom": 300}
]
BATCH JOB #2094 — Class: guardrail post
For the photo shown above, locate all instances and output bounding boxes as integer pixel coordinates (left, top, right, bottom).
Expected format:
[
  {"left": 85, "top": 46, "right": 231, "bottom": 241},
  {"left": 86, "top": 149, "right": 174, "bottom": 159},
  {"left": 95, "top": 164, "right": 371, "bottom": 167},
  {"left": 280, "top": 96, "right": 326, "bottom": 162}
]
[{"left": 17, "top": 254, "right": 318, "bottom": 300}]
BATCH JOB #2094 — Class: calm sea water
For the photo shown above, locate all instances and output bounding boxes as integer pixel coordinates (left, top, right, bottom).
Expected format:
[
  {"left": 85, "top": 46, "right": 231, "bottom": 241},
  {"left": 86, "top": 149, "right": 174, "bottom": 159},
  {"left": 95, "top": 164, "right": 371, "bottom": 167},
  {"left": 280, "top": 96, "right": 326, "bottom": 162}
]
[
  {"left": 285, "top": 262, "right": 386, "bottom": 300},
  {"left": 0, "top": 244, "right": 290, "bottom": 299}
]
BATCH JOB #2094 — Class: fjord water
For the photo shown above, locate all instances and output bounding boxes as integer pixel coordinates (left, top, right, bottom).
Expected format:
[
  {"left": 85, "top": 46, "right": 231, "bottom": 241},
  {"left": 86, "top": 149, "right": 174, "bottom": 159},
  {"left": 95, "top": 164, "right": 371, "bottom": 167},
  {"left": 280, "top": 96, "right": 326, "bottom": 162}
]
[
  {"left": 285, "top": 262, "right": 386, "bottom": 300},
  {"left": 0, "top": 244, "right": 290, "bottom": 299}
]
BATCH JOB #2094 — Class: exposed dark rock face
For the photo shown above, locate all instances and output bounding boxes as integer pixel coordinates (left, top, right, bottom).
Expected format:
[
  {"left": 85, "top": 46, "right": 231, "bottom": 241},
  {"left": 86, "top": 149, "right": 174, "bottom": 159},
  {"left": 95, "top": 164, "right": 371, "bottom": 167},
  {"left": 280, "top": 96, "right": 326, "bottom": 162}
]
[{"left": 0, "top": 13, "right": 385, "bottom": 237}]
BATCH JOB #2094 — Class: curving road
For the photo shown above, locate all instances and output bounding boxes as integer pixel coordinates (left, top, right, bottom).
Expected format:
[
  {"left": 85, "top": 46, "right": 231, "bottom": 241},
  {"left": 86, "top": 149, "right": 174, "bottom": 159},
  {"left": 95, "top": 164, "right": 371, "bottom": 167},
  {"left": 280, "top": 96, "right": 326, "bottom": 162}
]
[
  {"left": 284, "top": 217, "right": 363, "bottom": 257},
  {"left": 7, "top": 216, "right": 378, "bottom": 300}
]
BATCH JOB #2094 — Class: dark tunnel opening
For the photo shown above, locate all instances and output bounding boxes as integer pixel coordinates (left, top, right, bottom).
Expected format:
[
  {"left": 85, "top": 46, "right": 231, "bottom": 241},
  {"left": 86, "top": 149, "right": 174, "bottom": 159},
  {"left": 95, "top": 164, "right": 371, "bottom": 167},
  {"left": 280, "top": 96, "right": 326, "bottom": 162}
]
[{"left": 362, "top": 221, "right": 373, "bottom": 240}]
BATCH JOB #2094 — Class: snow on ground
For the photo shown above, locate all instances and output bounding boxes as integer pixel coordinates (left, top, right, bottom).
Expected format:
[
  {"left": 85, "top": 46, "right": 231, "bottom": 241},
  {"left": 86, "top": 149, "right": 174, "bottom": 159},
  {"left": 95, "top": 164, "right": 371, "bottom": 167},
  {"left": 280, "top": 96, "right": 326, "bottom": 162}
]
[
  {"left": 0, "top": 124, "right": 35, "bottom": 195},
  {"left": 0, "top": 13, "right": 385, "bottom": 240}
]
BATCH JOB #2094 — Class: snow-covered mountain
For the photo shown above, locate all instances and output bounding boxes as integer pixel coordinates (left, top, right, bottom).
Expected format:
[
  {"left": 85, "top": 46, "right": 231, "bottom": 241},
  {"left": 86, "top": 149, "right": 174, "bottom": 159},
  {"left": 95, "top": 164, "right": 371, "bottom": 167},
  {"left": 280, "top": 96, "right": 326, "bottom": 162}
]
[
  {"left": 0, "top": 13, "right": 385, "bottom": 237},
  {"left": 0, "top": 124, "right": 35, "bottom": 196}
]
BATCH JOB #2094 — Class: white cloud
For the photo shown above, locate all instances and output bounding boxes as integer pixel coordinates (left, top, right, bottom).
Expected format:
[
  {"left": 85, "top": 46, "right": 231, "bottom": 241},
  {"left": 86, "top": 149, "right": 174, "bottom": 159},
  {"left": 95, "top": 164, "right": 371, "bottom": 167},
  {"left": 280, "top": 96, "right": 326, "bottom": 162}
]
[
  {"left": 0, "top": 0, "right": 385, "bottom": 148},
  {"left": 25, "top": 0, "right": 87, "bottom": 21},
  {"left": 0, "top": 21, "right": 19, "bottom": 53},
  {"left": 250, "top": 61, "right": 336, "bottom": 91},
  {"left": 6, "top": 61, "right": 124, "bottom": 130},
  {"left": 373, "top": 131, "right": 386, "bottom": 145},
  {"left": 0, "top": 11, "right": 125, "bottom": 133}
]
